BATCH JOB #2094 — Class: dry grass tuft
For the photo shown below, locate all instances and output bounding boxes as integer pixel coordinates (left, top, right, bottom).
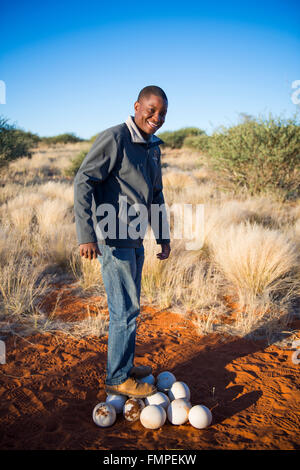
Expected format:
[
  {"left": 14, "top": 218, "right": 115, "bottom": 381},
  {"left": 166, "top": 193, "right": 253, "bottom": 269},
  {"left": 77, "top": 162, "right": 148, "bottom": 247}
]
[
  {"left": 209, "top": 220, "right": 300, "bottom": 337},
  {"left": 162, "top": 171, "right": 198, "bottom": 190},
  {"left": 0, "top": 253, "right": 51, "bottom": 318},
  {"left": 69, "top": 250, "right": 104, "bottom": 291}
]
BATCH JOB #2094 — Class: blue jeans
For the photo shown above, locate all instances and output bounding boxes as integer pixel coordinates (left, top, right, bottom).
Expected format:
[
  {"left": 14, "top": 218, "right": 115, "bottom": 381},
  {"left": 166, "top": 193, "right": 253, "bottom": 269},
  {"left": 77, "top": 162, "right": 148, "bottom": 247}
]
[{"left": 97, "top": 244, "right": 145, "bottom": 386}]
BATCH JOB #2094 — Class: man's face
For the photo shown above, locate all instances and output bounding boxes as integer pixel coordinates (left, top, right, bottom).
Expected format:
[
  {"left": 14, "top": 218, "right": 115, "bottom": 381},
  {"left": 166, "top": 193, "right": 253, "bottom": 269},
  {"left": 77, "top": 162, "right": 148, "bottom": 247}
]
[{"left": 134, "top": 94, "right": 168, "bottom": 138}]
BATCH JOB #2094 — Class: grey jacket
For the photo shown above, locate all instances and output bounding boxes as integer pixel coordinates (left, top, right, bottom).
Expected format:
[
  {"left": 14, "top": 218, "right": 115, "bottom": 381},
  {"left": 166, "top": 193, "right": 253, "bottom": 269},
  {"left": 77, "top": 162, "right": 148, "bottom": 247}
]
[{"left": 74, "top": 115, "right": 171, "bottom": 248}]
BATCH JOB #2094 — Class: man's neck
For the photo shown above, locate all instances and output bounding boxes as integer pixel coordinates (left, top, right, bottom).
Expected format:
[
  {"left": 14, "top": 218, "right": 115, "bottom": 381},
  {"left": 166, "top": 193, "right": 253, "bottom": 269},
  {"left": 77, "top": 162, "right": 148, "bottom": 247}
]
[{"left": 133, "top": 117, "right": 151, "bottom": 141}]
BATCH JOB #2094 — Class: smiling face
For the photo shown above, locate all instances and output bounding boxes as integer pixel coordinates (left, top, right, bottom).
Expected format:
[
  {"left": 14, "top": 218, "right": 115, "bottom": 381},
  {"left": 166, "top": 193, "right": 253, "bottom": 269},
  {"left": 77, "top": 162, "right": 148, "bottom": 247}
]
[{"left": 133, "top": 94, "right": 168, "bottom": 140}]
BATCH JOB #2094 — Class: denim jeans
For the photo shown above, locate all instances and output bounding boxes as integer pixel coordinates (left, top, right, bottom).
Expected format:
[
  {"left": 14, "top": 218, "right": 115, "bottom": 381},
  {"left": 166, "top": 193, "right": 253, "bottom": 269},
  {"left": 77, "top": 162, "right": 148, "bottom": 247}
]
[{"left": 97, "top": 244, "right": 145, "bottom": 386}]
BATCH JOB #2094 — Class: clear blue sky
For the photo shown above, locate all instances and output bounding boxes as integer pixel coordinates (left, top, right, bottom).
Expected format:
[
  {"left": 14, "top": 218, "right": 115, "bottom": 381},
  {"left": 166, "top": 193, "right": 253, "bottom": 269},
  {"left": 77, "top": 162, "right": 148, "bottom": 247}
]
[{"left": 1, "top": 0, "right": 299, "bottom": 139}]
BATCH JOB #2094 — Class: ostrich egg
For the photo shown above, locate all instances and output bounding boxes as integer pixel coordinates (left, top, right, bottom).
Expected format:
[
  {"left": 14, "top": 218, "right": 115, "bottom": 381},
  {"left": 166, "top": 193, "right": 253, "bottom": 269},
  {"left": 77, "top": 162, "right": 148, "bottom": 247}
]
[
  {"left": 167, "top": 398, "right": 192, "bottom": 425},
  {"left": 188, "top": 405, "right": 212, "bottom": 429},
  {"left": 145, "top": 392, "right": 170, "bottom": 410},
  {"left": 168, "top": 381, "right": 190, "bottom": 401},
  {"left": 123, "top": 398, "right": 145, "bottom": 422},
  {"left": 156, "top": 371, "right": 176, "bottom": 391},
  {"left": 106, "top": 394, "right": 127, "bottom": 414},
  {"left": 140, "top": 404, "right": 166, "bottom": 429},
  {"left": 92, "top": 402, "right": 116, "bottom": 427},
  {"left": 138, "top": 374, "right": 155, "bottom": 385}
]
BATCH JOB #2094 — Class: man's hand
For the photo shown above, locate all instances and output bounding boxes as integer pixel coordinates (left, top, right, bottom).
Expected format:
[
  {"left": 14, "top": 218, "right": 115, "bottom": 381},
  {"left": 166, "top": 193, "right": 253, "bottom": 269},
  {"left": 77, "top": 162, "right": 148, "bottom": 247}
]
[
  {"left": 156, "top": 243, "right": 171, "bottom": 260},
  {"left": 79, "top": 242, "right": 101, "bottom": 260}
]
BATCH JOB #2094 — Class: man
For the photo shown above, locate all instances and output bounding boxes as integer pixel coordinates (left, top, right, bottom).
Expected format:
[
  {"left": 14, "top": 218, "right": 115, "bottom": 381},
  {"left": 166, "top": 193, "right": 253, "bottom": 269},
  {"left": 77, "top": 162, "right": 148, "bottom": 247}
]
[{"left": 74, "top": 85, "right": 171, "bottom": 398}]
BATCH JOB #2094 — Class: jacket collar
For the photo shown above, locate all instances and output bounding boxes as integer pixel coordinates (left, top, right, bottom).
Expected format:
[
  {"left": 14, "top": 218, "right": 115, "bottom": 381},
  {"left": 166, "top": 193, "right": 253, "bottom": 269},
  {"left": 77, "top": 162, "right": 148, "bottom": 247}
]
[{"left": 125, "top": 115, "right": 164, "bottom": 146}]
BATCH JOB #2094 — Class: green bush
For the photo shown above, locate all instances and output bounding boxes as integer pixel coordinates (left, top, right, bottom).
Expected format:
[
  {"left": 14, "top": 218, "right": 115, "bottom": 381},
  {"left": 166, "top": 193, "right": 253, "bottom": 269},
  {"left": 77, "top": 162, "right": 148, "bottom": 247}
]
[
  {"left": 207, "top": 113, "right": 300, "bottom": 199},
  {"left": 64, "top": 150, "right": 88, "bottom": 177},
  {"left": 89, "top": 133, "right": 99, "bottom": 143},
  {"left": 0, "top": 116, "right": 39, "bottom": 167},
  {"left": 158, "top": 127, "right": 205, "bottom": 149},
  {"left": 40, "top": 133, "right": 84, "bottom": 145},
  {"left": 183, "top": 134, "right": 210, "bottom": 153}
]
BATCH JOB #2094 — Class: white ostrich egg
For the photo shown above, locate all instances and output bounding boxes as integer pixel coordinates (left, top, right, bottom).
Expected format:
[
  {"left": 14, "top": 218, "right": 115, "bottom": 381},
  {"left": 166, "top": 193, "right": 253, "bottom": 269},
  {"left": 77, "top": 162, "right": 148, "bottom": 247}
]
[
  {"left": 92, "top": 402, "right": 116, "bottom": 427},
  {"left": 123, "top": 398, "right": 145, "bottom": 422},
  {"left": 156, "top": 371, "right": 176, "bottom": 391},
  {"left": 145, "top": 392, "right": 170, "bottom": 410},
  {"left": 140, "top": 404, "right": 166, "bottom": 429},
  {"left": 168, "top": 381, "right": 190, "bottom": 401},
  {"left": 167, "top": 398, "right": 192, "bottom": 425},
  {"left": 188, "top": 405, "right": 212, "bottom": 429},
  {"left": 138, "top": 374, "right": 155, "bottom": 385},
  {"left": 106, "top": 394, "right": 127, "bottom": 413}
]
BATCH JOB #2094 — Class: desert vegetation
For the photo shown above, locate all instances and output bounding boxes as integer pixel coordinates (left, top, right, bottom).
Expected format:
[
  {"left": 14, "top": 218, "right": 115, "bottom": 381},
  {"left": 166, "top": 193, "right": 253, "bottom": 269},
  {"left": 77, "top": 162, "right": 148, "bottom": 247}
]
[
  {"left": 166, "top": 113, "right": 300, "bottom": 200},
  {"left": 0, "top": 113, "right": 299, "bottom": 343}
]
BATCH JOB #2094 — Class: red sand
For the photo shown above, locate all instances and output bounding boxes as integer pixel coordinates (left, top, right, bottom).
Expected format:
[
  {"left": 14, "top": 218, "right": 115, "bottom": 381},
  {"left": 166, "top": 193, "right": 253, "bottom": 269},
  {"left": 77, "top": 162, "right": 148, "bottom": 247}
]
[{"left": 0, "top": 281, "right": 299, "bottom": 450}]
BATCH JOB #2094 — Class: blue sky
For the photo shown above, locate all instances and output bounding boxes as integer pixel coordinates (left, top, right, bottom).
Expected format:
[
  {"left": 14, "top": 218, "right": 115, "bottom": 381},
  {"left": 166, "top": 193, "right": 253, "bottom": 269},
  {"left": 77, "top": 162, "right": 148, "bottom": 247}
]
[{"left": 1, "top": 0, "right": 299, "bottom": 139}]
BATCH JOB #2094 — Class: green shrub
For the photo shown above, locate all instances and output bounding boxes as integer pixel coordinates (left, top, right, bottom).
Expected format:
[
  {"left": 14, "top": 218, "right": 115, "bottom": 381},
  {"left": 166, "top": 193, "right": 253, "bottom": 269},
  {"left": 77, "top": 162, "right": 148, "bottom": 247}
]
[
  {"left": 207, "top": 113, "right": 300, "bottom": 199},
  {"left": 183, "top": 134, "right": 210, "bottom": 153},
  {"left": 64, "top": 150, "right": 88, "bottom": 177},
  {"left": 89, "top": 133, "right": 99, "bottom": 143},
  {"left": 40, "top": 133, "right": 84, "bottom": 145},
  {"left": 0, "top": 116, "right": 39, "bottom": 167},
  {"left": 158, "top": 127, "right": 205, "bottom": 149}
]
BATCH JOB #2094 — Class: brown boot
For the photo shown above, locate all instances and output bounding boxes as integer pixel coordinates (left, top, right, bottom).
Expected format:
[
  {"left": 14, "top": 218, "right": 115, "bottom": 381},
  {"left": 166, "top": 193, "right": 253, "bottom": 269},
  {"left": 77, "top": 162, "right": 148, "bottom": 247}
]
[
  {"left": 105, "top": 377, "right": 157, "bottom": 398},
  {"left": 129, "top": 365, "right": 152, "bottom": 379}
]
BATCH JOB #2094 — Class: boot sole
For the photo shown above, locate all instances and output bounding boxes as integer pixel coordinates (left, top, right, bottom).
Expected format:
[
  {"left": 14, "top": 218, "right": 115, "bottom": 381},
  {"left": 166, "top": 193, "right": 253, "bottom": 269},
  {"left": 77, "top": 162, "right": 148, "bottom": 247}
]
[{"left": 105, "top": 386, "right": 157, "bottom": 399}]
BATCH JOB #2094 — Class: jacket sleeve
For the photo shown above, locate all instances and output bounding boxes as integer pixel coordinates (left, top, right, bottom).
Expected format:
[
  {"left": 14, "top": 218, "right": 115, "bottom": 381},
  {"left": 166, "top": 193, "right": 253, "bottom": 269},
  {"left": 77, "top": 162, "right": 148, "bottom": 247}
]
[
  {"left": 150, "top": 149, "right": 171, "bottom": 245},
  {"left": 73, "top": 131, "right": 119, "bottom": 245}
]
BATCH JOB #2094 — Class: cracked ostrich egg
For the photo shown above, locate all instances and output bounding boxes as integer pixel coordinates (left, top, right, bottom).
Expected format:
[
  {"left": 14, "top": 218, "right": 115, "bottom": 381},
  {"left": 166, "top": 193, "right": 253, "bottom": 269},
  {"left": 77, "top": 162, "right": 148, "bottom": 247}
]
[
  {"left": 123, "top": 398, "right": 145, "bottom": 422},
  {"left": 105, "top": 394, "right": 127, "bottom": 414},
  {"left": 156, "top": 371, "right": 176, "bottom": 391},
  {"left": 145, "top": 392, "right": 170, "bottom": 410},
  {"left": 168, "top": 381, "right": 190, "bottom": 401},
  {"left": 138, "top": 374, "right": 155, "bottom": 385},
  {"left": 167, "top": 398, "right": 192, "bottom": 425},
  {"left": 92, "top": 402, "right": 116, "bottom": 427},
  {"left": 140, "top": 404, "right": 166, "bottom": 429},
  {"left": 188, "top": 405, "right": 212, "bottom": 429}
]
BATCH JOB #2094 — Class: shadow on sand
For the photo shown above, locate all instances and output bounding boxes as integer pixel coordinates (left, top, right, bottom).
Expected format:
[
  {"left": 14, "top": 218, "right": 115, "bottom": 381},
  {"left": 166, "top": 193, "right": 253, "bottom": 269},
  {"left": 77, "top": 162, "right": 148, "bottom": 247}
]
[{"left": 168, "top": 310, "right": 297, "bottom": 425}]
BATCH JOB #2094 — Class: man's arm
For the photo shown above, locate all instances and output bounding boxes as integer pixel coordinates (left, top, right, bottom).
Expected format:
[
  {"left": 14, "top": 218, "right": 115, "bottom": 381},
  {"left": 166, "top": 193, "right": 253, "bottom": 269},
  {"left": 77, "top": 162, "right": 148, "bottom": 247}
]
[
  {"left": 74, "top": 131, "right": 119, "bottom": 258},
  {"left": 150, "top": 149, "right": 171, "bottom": 260}
]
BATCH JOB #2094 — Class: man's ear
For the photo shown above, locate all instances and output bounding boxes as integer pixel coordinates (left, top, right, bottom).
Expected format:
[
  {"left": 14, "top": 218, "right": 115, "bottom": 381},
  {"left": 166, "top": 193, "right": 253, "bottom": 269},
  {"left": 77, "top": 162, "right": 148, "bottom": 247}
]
[{"left": 134, "top": 101, "right": 140, "bottom": 113}]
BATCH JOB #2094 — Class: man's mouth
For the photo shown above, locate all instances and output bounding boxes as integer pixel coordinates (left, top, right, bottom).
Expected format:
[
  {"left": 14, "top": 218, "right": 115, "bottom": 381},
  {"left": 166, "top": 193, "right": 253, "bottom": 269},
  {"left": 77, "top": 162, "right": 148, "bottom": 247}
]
[{"left": 146, "top": 120, "right": 160, "bottom": 129}]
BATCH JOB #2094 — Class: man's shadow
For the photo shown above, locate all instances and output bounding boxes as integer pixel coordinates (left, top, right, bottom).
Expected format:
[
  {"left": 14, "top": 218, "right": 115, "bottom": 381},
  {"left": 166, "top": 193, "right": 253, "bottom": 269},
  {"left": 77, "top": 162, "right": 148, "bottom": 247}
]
[{"left": 166, "top": 310, "right": 297, "bottom": 425}]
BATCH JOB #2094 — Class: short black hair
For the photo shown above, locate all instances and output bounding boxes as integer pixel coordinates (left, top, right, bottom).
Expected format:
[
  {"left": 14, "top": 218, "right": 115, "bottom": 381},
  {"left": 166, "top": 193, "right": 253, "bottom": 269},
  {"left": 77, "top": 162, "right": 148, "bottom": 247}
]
[{"left": 137, "top": 85, "right": 168, "bottom": 103}]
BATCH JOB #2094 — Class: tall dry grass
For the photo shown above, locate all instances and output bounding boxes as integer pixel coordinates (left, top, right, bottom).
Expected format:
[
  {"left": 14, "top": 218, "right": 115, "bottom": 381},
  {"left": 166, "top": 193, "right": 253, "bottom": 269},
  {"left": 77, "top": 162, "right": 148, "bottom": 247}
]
[
  {"left": 0, "top": 142, "right": 299, "bottom": 341},
  {"left": 209, "top": 221, "right": 299, "bottom": 337},
  {"left": 0, "top": 233, "right": 52, "bottom": 336},
  {"left": 141, "top": 165, "right": 300, "bottom": 339},
  {"left": 0, "top": 256, "right": 50, "bottom": 317},
  {"left": 70, "top": 250, "right": 103, "bottom": 291},
  {"left": 141, "top": 237, "right": 227, "bottom": 334}
]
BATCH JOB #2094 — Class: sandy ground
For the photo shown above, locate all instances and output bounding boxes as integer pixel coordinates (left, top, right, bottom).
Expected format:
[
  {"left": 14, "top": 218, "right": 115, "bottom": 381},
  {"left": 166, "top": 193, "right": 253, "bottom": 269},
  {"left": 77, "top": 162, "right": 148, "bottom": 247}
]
[{"left": 0, "top": 281, "right": 299, "bottom": 450}]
